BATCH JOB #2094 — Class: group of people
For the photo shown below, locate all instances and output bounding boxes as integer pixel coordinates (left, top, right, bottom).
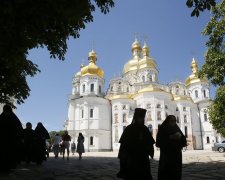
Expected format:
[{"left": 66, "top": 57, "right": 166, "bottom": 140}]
[
  {"left": 52, "top": 131, "right": 85, "bottom": 160},
  {"left": 0, "top": 105, "right": 50, "bottom": 174},
  {"left": 117, "top": 108, "right": 187, "bottom": 180},
  {"left": 0, "top": 104, "right": 186, "bottom": 179}
]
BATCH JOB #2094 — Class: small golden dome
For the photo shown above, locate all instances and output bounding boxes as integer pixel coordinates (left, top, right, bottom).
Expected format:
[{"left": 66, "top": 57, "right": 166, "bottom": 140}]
[
  {"left": 88, "top": 49, "right": 97, "bottom": 63},
  {"left": 142, "top": 42, "right": 149, "bottom": 57},
  {"left": 80, "top": 50, "right": 104, "bottom": 78},
  {"left": 185, "top": 58, "right": 208, "bottom": 86},
  {"left": 132, "top": 39, "right": 141, "bottom": 52}
]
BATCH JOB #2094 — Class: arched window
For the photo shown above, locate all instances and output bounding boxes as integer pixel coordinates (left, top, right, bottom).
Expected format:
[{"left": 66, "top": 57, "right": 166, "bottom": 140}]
[
  {"left": 157, "top": 111, "right": 161, "bottom": 120},
  {"left": 146, "top": 104, "right": 151, "bottom": 109},
  {"left": 111, "top": 86, "right": 113, "bottom": 91},
  {"left": 82, "top": 84, "right": 85, "bottom": 92},
  {"left": 185, "top": 126, "right": 188, "bottom": 138},
  {"left": 204, "top": 113, "right": 208, "bottom": 121},
  {"left": 81, "top": 109, "right": 84, "bottom": 118},
  {"left": 90, "top": 84, "right": 94, "bottom": 92},
  {"left": 165, "top": 105, "right": 168, "bottom": 109},
  {"left": 184, "top": 115, "right": 187, "bottom": 123},
  {"left": 99, "top": 85, "right": 101, "bottom": 93},
  {"left": 127, "top": 87, "right": 129, "bottom": 92},
  {"left": 123, "top": 114, "right": 126, "bottom": 123},
  {"left": 149, "top": 75, "right": 153, "bottom": 82},
  {"left": 142, "top": 76, "right": 145, "bottom": 82},
  {"left": 90, "top": 136, "right": 93, "bottom": 145},
  {"left": 175, "top": 85, "right": 179, "bottom": 95},
  {"left": 176, "top": 116, "right": 179, "bottom": 123},
  {"left": 183, "top": 107, "right": 186, "bottom": 111},
  {"left": 157, "top": 104, "right": 161, "bottom": 108},
  {"left": 90, "top": 109, "right": 94, "bottom": 118},
  {"left": 206, "top": 137, "right": 210, "bottom": 144},
  {"left": 123, "top": 105, "right": 126, "bottom": 110},
  {"left": 146, "top": 111, "right": 152, "bottom": 121},
  {"left": 184, "top": 90, "right": 186, "bottom": 95},
  {"left": 114, "top": 113, "right": 118, "bottom": 123},
  {"left": 203, "top": 90, "right": 206, "bottom": 98},
  {"left": 176, "top": 107, "right": 179, "bottom": 111},
  {"left": 195, "top": 90, "right": 198, "bottom": 98}
]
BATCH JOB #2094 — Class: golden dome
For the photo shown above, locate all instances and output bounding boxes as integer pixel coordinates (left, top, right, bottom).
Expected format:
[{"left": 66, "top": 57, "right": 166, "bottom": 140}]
[
  {"left": 123, "top": 52, "right": 157, "bottom": 75},
  {"left": 80, "top": 50, "right": 104, "bottom": 78},
  {"left": 88, "top": 49, "right": 97, "bottom": 63},
  {"left": 185, "top": 58, "right": 208, "bottom": 86},
  {"left": 142, "top": 42, "right": 149, "bottom": 57},
  {"left": 132, "top": 38, "right": 141, "bottom": 52}
]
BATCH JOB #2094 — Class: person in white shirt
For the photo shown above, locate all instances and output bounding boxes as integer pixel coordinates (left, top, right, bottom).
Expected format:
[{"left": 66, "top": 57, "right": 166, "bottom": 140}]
[{"left": 53, "top": 133, "right": 61, "bottom": 158}]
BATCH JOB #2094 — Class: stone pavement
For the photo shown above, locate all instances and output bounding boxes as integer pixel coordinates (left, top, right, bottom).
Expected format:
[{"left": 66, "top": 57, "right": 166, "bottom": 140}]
[{"left": 0, "top": 150, "right": 224, "bottom": 180}]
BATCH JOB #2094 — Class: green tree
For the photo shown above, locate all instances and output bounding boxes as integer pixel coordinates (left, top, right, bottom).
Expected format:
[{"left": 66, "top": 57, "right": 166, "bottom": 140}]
[
  {"left": 200, "top": 1, "right": 225, "bottom": 136},
  {"left": 186, "top": 0, "right": 216, "bottom": 17},
  {"left": 208, "top": 86, "right": 225, "bottom": 136},
  {"left": 0, "top": 0, "right": 114, "bottom": 106}
]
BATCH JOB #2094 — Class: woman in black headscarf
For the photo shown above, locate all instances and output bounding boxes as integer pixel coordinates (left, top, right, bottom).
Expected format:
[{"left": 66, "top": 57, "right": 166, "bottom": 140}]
[
  {"left": 156, "top": 115, "right": 187, "bottom": 180},
  {"left": 117, "top": 108, "right": 155, "bottom": 180},
  {"left": 34, "top": 122, "right": 50, "bottom": 165}
]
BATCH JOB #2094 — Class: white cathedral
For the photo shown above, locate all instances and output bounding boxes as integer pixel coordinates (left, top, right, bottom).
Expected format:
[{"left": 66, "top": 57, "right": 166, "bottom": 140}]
[{"left": 64, "top": 37, "right": 223, "bottom": 151}]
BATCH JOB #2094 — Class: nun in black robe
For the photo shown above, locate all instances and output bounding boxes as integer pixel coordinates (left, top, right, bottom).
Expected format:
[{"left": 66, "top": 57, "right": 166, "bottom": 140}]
[
  {"left": 117, "top": 108, "right": 155, "bottom": 180},
  {"left": 156, "top": 115, "right": 187, "bottom": 180},
  {"left": 0, "top": 105, "right": 23, "bottom": 173},
  {"left": 34, "top": 122, "right": 50, "bottom": 165}
]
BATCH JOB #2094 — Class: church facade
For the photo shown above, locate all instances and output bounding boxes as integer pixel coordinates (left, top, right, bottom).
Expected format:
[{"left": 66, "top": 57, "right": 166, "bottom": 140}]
[{"left": 64, "top": 38, "right": 222, "bottom": 151}]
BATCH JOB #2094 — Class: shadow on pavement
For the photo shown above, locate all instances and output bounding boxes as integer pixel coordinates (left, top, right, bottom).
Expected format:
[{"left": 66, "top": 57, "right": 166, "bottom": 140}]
[{"left": 0, "top": 156, "right": 224, "bottom": 180}]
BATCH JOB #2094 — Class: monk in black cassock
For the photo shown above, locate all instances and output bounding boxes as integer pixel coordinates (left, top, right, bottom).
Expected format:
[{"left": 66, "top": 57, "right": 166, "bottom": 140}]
[
  {"left": 23, "top": 122, "right": 36, "bottom": 164},
  {"left": 117, "top": 108, "right": 155, "bottom": 180},
  {"left": 34, "top": 122, "right": 50, "bottom": 165},
  {"left": 156, "top": 115, "right": 187, "bottom": 180},
  {"left": 0, "top": 105, "right": 23, "bottom": 173}
]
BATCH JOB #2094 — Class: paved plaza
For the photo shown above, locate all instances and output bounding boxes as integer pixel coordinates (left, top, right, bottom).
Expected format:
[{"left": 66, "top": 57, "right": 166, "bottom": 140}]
[{"left": 0, "top": 150, "right": 224, "bottom": 180}]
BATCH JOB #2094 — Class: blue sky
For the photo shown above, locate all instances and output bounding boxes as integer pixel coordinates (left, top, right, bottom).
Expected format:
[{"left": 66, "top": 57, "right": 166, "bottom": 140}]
[{"left": 16, "top": 0, "right": 214, "bottom": 132}]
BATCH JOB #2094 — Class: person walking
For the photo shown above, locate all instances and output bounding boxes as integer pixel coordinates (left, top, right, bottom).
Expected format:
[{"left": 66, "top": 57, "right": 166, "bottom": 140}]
[
  {"left": 23, "top": 122, "right": 36, "bottom": 164},
  {"left": 53, "top": 133, "right": 61, "bottom": 158},
  {"left": 34, "top": 122, "right": 50, "bottom": 165},
  {"left": 0, "top": 105, "right": 23, "bottom": 173},
  {"left": 117, "top": 108, "right": 155, "bottom": 180},
  {"left": 71, "top": 141, "right": 76, "bottom": 155},
  {"left": 76, "top": 133, "right": 85, "bottom": 160},
  {"left": 61, "top": 131, "right": 71, "bottom": 160},
  {"left": 156, "top": 115, "right": 187, "bottom": 180}
]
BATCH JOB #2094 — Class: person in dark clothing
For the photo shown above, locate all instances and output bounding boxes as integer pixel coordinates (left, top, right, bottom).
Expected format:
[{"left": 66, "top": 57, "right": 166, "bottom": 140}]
[
  {"left": 34, "top": 122, "right": 50, "bottom": 165},
  {"left": 156, "top": 115, "right": 187, "bottom": 180},
  {"left": 23, "top": 122, "right": 36, "bottom": 164},
  {"left": 61, "top": 130, "right": 71, "bottom": 160},
  {"left": 76, "top": 133, "right": 85, "bottom": 160},
  {"left": 117, "top": 108, "right": 155, "bottom": 180},
  {"left": 0, "top": 104, "right": 23, "bottom": 173}
]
